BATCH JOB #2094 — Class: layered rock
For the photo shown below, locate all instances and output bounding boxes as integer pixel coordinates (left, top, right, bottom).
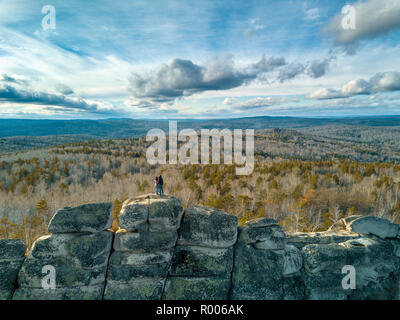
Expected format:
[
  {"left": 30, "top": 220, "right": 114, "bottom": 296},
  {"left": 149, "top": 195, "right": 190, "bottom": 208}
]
[
  {"left": 163, "top": 205, "right": 237, "bottom": 300},
  {"left": 13, "top": 203, "right": 113, "bottom": 300},
  {"left": 0, "top": 239, "right": 25, "bottom": 300},
  {"left": 104, "top": 194, "right": 182, "bottom": 300},
  {"left": 231, "top": 218, "right": 287, "bottom": 299},
  {"left": 1, "top": 194, "right": 400, "bottom": 300},
  {"left": 301, "top": 237, "right": 400, "bottom": 300},
  {"left": 288, "top": 216, "right": 400, "bottom": 300}
]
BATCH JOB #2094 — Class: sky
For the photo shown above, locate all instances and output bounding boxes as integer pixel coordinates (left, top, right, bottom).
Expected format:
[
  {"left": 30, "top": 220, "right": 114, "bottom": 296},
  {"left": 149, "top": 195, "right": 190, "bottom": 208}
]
[{"left": 0, "top": 0, "right": 400, "bottom": 119}]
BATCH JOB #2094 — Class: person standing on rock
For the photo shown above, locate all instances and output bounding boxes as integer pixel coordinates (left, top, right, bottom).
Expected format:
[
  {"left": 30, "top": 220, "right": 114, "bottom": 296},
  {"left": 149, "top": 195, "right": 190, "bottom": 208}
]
[
  {"left": 158, "top": 174, "right": 164, "bottom": 195},
  {"left": 154, "top": 176, "right": 159, "bottom": 195}
]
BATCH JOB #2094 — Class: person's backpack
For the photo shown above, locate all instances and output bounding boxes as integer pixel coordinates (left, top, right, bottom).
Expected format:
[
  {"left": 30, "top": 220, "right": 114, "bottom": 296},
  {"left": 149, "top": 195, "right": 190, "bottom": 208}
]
[{"left": 158, "top": 175, "right": 164, "bottom": 185}]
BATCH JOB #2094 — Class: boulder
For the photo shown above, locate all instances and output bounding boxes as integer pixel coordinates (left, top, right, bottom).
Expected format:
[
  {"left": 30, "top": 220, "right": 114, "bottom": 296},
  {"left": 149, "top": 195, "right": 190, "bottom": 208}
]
[
  {"left": 104, "top": 278, "right": 165, "bottom": 300},
  {"left": 283, "top": 273, "right": 305, "bottom": 300},
  {"left": 287, "top": 232, "right": 323, "bottom": 249},
  {"left": 113, "top": 230, "right": 177, "bottom": 252},
  {"left": 302, "top": 243, "right": 348, "bottom": 274},
  {"left": 170, "top": 246, "right": 233, "bottom": 277},
  {"left": 301, "top": 243, "right": 349, "bottom": 300},
  {"left": 178, "top": 206, "right": 238, "bottom": 248},
  {"left": 245, "top": 217, "right": 278, "bottom": 228},
  {"left": 341, "top": 237, "right": 400, "bottom": 299},
  {"left": 148, "top": 196, "right": 183, "bottom": 232},
  {"left": 13, "top": 285, "right": 104, "bottom": 300},
  {"left": 48, "top": 203, "right": 112, "bottom": 233},
  {"left": 108, "top": 250, "right": 173, "bottom": 279},
  {"left": 287, "top": 231, "right": 360, "bottom": 249},
  {"left": 104, "top": 196, "right": 182, "bottom": 301},
  {"left": 301, "top": 237, "right": 400, "bottom": 300},
  {"left": 0, "top": 239, "right": 25, "bottom": 300},
  {"left": 0, "top": 239, "right": 26, "bottom": 259},
  {"left": 303, "top": 270, "right": 348, "bottom": 300},
  {"left": 118, "top": 199, "right": 149, "bottom": 231},
  {"left": 163, "top": 276, "right": 231, "bottom": 300},
  {"left": 231, "top": 242, "right": 284, "bottom": 299},
  {"left": 347, "top": 216, "right": 400, "bottom": 239},
  {"left": 118, "top": 195, "right": 183, "bottom": 232},
  {"left": 239, "top": 224, "right": 286, "bottom": 250},
  {"left": 15, "top": 231, "right": 113, "bottom": 300},
  {"left": 282, "top": 245, "right": 303, "bottom": 276}
]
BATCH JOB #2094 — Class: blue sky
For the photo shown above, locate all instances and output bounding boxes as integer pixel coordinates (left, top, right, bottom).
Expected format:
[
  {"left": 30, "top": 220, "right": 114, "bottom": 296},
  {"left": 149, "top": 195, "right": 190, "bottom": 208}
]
[{"left": 0, "top": 0, "right": 400, "bottom": 119}]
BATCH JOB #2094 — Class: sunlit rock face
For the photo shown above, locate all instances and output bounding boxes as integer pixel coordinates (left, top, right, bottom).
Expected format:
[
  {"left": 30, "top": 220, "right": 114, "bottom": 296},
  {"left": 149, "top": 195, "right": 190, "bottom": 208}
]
[
  {"left": 1, "top": 194, "right": 400, "bottom": 300},
  {"left": 13, "top": 203, "right": 113, "bottom": 300}
]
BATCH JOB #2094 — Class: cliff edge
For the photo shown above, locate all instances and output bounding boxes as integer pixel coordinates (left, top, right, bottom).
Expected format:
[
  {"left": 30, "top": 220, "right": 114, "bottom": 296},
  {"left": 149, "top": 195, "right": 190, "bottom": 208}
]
[{"left": 1, "top": 194, "right": 399, "bottom": 300}]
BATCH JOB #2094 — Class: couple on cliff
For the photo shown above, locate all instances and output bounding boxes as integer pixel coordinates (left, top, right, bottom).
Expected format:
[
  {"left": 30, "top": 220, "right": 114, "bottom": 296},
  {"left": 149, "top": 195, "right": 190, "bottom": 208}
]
[{"left": 154, "top": 175, "right": 164, "bottom": 196}]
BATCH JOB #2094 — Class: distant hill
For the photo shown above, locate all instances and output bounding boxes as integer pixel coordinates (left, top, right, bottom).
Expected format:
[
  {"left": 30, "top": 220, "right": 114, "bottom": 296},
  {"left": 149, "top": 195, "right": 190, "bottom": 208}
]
[{"left": 1, "top": 116, "right": 400, "bottom": 138}]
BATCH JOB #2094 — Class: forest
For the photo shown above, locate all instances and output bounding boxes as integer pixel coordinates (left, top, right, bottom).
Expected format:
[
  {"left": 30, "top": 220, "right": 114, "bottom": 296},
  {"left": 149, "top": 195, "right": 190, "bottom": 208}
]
[{"left": 1, "top": 124, "right": 400, "bottom": 248}]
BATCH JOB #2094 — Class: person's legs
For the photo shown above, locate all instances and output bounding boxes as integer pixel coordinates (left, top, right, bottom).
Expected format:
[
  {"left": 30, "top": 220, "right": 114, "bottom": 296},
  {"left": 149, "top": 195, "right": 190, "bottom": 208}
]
[
  {"left": 160, "top": 185, "right": 164, "bottom": 195},
  {"left": 156, "top": 185, "right": 159, "bottom": 195}
]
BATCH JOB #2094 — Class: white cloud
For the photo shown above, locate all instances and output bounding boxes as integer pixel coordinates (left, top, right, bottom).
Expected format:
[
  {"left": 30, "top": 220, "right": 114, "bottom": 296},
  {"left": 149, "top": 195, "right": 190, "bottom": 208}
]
[
  {"left": 232, "top": 96, "right": 287, "bottom": 110},
  {"left": 222, "top": 97, "right": 236, "bottom": 105},
  {"left": 324, "top": 0, "right": 400, "bottom": 53},
  {"left": 307, "top": 88, "right": 344, "bottom": 100},
  {"left": 304, "top": 8, "right": 320, "bottom": 21},
  {"left": 307, "top": 71, "right": 400, "bottom": 100}
]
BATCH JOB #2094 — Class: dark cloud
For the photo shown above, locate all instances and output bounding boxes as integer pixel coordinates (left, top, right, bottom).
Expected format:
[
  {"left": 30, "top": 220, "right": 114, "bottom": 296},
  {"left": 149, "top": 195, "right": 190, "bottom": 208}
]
[
  {"left": 1, "top": 74, "right": 29, "bottom": 85},
  {"left": 128, "top": 55, "right": 270, "bottom": 104},
  {"left": 128, "top": 54, "right": 334, "bottom": 109},
  {"left": 277, "top": 58, "right": 332, "bottom": 83},
  {"left": 323, "top": 0, "right": 400, "bottom": 54},
  {"left": 0, "top": 81, "right": 115, "bottom": 115},
  {"left": 306, "top": 59, "right": 331, "bottom": 79},
  {"left": 128, "top": 55, "right": 289, "bottom": 108},
  {"left": 277, "top": 63, "right": 306, "bottom": 83},
  {"left": 251, "top": 56, "right": 286, "bottom": 73},
  {"left": 56, "top": 83, "right": 74, "bottom": 95}
]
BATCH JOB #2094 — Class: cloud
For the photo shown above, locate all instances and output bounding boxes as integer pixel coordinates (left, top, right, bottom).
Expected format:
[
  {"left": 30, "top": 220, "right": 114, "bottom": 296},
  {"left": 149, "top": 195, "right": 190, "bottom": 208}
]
[
  {"left": 232, "top": 96, "right": 287, "bottom": 110},
  {"left": 222, "top": 97, "right": 236, "bottom": 105},
  {"left": 277, "top": 58, "right": 332, "bottom": 83},
  {"left": 1, "top": 74, "right": 29, "bottom": 85},
  {"left": 277, "top": 63, "right": 306, "bottom": 83},
  {"left": 307, "top": 88, "right": 345, "bottom": 100},
  {"left": 341, "top": 79, "right": 371, "bottom": 96},
  {"left": 0, "top": 80, "right": 116, "bottom": 115},
  {"left": 252, "top": 56, "right": 286, "bottom": 73},
  {"left": 306, "top": 59, "right": 331, "bottom": 79},
  {"left": 56, "top": 83, "right": 74, "bottom": 95},
  {"left": 128, "top": 55, "right": 287, "bottom": 108},
  {"left": 307, "top": 71, "right": 400, "bottom": 100},
  {"left": 370, "top": 72, "right": 400, "bottom": 92},
  {"left": 324, "top": 0, "right": 400, "bottom": 54},
  {"left": 304, "top": 8, "right": 320, "bottom": 21}
]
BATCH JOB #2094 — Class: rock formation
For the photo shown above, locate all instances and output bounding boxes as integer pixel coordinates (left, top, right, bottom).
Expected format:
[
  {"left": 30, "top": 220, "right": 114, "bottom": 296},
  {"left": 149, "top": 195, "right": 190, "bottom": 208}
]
[{"left": 0, "top": 195, "right": 399, "bottom": 300}]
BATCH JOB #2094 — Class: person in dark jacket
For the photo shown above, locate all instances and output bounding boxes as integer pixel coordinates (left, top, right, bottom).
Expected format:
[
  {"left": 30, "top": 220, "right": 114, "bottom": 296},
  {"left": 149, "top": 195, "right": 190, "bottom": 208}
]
[{"left": 158, "top": 175, "right": 164, "bottom": 195}]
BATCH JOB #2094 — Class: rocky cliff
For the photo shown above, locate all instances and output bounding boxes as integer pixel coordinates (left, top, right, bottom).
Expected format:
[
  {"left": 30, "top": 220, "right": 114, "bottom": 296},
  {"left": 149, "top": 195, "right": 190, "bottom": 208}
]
[{"left": 1, "top": 194, "right": 400, "bottom": 300}]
